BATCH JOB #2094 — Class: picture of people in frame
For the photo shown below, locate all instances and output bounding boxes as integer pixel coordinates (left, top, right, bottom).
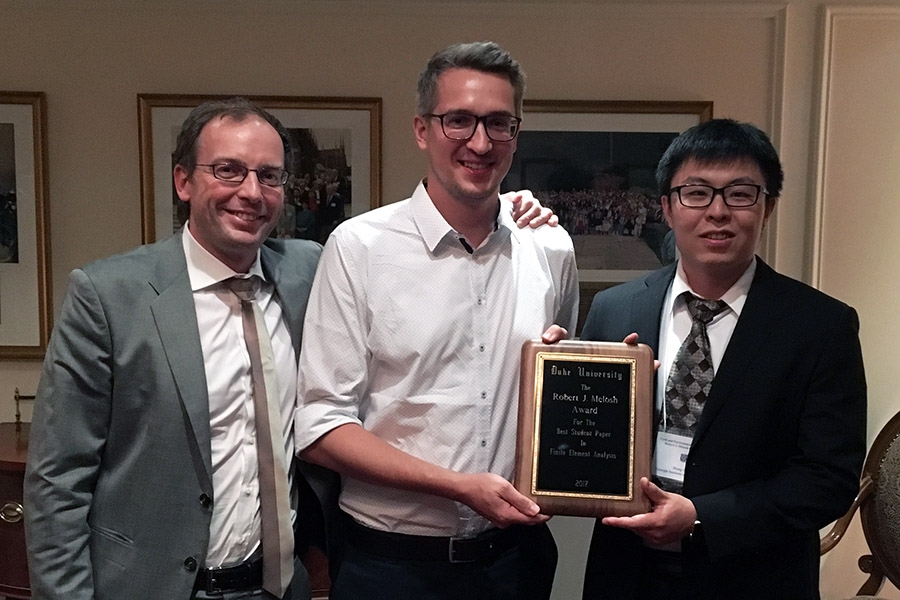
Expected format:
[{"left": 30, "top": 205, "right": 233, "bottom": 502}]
[
  {"left": 0, "top": 122, "right": 19, "bottom": 264},
  {"left": 503, "top": 130, "right": 679, "bottom": 272}
]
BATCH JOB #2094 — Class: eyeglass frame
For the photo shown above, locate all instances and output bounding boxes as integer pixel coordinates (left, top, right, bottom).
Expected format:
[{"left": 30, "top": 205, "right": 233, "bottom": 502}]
[
  {"left": 195, "top": 163, "right": 290, "bottom": 187},
  {"left": 423, "top": 112, "right": 523, "bottom": 142},
  {"left": 668, "top": 183, "right": 769, "bottom": 208}
]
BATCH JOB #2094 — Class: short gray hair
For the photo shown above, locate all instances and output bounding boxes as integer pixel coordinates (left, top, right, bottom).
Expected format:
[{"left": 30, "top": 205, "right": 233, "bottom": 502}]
[
  {"left": 172, "top": 97, "right": 292, "bottom": 175},
  {"left": 416, "top": 41, "right": 526, "bottom": 116}
]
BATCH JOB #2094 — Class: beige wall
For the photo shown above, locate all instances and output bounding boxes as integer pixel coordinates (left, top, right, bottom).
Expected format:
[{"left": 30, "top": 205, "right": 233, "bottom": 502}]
[
  {"left": 0, "top": 0, "right": 784, "bottom": 412},
  {"left": 1, "top": 0, "right": 898, "bottom": 598},
  {"left": 814, "top": 6, "right": 900, "bottom": 599}
]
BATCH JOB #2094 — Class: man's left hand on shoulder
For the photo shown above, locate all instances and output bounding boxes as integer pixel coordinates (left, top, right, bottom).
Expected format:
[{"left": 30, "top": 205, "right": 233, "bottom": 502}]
[
  {"left": 505, "top": 190, "right": 559, "bottom": 228},
  {"left": 601, "top": 477, "right": 697, "bottom": 547}
]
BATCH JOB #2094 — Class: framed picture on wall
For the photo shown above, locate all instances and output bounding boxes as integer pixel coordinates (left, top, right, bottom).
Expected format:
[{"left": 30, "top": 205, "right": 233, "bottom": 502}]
[
  {"left": 501, "top": 100, "right": 712, "bottom": 331},
  {"left": 0, "top": 91, "right": 51, "bottom": 359},
  {"left": 138, "top": 93, "right": 382, "bottom": 245}
]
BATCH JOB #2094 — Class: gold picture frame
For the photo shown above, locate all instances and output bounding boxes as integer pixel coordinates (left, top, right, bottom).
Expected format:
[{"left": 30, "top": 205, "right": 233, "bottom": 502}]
[{"left": 0, "top": 91, "right": 51, "bottom": 359}]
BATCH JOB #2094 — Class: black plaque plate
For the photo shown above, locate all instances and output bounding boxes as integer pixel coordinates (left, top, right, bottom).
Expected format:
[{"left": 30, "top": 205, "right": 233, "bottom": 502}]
[{"left": 514, "top": 340, "right": 653, "bottom": 517}]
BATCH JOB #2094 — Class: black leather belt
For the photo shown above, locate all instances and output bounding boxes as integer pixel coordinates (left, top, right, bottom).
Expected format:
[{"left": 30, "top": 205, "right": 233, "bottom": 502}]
[
  {"left": 349, "top": 521, "right": 529, "bottom": 563},
  {"left": 194, "top": 556, "right": 263, "bottom": 594}
]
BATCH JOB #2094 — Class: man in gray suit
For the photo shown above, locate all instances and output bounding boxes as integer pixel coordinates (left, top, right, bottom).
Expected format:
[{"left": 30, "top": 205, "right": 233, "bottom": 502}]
[{"left": 24, "top": 98, "right": 331, "bottom": 600}]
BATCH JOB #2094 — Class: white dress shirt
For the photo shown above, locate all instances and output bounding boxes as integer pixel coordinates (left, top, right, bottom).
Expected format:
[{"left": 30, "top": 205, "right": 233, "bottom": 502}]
[
  {"left": 656, "top": 258, "right": 756, "bottom": 427},
  {"left": 182, "top": 226, "right": 297, "bottom": 568},
  {"left": 645, "top": 258, "right": 755, "bottom": 551},
  {"left": 295, "top": 181, "right": 579, "bottom": 538}
]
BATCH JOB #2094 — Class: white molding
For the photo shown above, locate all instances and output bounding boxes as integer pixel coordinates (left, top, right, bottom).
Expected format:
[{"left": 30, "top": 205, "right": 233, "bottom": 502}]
[
  {"left": 286, "top": 1, "right": 789, "bottom": 18},
  {"left": 299, "top": 1, "right": 785, "bottom": 19},
  {"left": 761, "top": 6, "right": 788, "bottom": 264},
  {"left": 3, "top": 0, "right": 788, "bottom": 19},
  {"left": 809, "top": 5, "right": 834, "bottom": 288},
  {"left": 810, "top": 4, "right": 900, "bottom": 287}
]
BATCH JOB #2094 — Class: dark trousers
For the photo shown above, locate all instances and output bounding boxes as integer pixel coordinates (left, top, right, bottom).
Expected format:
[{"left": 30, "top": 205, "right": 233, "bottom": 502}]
[
  {"left": 632, "top": 548, "right": 693, "bottom": 600},
  {"left": 331, "top": 523, "right": 558, "bottom": 600},
  {"left": 582, "top": 526, "right": 702, "bottom": 600}
]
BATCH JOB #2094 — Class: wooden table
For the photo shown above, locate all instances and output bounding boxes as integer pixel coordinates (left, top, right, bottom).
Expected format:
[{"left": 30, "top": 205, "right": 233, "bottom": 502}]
[{"left": 0, "top": 422, "right": 31, "bottom": 599}]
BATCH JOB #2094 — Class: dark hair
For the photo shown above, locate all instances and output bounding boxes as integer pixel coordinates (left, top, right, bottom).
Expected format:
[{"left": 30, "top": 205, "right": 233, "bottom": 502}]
[
  {"left": 656, "top": 118, "right": 783, "bottom": 198},
  {"left": 172, "top": 97, "right": 292, "bottom": 174},
  {"left": 416, "top": 41, "right": 526, "bottom": 116}
]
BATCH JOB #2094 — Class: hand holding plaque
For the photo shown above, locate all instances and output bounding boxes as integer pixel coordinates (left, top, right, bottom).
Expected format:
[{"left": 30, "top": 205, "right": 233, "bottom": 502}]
[{"left": 514, "top": 340, "right": 654, "bottom": 517}]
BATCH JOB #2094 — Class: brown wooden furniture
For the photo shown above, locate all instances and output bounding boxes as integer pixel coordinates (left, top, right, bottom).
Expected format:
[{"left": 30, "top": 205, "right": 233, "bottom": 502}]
[
  {"left": 0, "top": 421, "right": 31, "bottom": 599},
  {"left": 300, "top": 545, "right": 331, "bottom": 600},
  {"left": 820, "top": 410, "right": 900, "bottom": 598}
]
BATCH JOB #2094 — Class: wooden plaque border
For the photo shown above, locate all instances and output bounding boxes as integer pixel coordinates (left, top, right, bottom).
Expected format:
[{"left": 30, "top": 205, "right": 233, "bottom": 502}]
[{"left": 515, "top": 340, "right": 653, "bottom": 517}]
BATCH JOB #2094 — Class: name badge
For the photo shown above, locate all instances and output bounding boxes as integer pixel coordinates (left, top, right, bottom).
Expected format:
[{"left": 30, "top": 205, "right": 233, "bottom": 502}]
[{"left": 653, "top": 431, "right": 693, "bottom": 484}]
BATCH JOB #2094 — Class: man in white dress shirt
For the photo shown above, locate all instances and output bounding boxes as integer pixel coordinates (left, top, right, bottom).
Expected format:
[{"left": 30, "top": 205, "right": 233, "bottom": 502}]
[{"left": 295, "top": 42, "right": 579, "bottom": 600}]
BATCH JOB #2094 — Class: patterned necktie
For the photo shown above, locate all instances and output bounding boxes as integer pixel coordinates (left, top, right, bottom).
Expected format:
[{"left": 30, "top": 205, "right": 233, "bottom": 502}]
[
  {"left": 663, "top": 292, "right": 729, "bottom": 437},
  {"left": 225, "top": 276, "right": 293, "bottom": 597}
]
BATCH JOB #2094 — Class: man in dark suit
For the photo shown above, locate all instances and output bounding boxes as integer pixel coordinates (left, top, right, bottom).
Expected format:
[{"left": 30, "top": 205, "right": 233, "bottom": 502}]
[
  {"left": 580, "top": 119, "right": 866, "bottom": 600},
  {"left": 24, "top": 98, "right": 336, "bottom": 600}
]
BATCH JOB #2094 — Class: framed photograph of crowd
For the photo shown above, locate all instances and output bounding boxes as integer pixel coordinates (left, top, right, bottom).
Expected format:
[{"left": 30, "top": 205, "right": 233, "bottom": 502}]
[
  {"left": 0, "top": 91, "right": 51, "bottom": 359},
  {"left": 501, "top": 100, "right": 712, "bottom": 331},
  {"left": 138, "top": 93, "right": 382, "bottom": 244}
]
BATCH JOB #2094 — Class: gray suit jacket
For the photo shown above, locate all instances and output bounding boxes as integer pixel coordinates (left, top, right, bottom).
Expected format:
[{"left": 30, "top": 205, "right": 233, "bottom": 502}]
[
  {"left": 24, "top": 232, "right": 335, "bottom": 600},
  {"left": 580, "top": 259, "right": 867, "bottom": 600}
]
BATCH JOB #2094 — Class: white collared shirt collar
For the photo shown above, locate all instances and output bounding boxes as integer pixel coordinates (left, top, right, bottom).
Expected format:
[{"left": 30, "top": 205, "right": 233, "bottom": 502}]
[
  {"left": 410, "top": 179, "right": 517, "bottom": 255},
  {"left": 670, "top": 256, "right": 757, "bottom": 317},
  {"left": 181, "top": 222, "right": 266, "bottom": 290}
]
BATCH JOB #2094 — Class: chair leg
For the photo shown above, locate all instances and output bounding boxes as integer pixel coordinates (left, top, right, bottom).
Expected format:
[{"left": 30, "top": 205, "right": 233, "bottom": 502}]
[{"left": 856, "top": 554, "right": 885, "bottom": 596}]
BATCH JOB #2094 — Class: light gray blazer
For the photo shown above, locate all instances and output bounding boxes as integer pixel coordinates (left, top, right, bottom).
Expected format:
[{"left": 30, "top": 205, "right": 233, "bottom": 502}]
[{"left": 24, "top": 232, "right": 334, "bottom": 600}]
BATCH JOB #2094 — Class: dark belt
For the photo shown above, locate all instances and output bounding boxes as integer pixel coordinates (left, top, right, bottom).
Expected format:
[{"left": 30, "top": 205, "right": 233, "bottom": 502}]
[
  {"left": 349, "top": 521, "right": 530, "bottom": 563},
  {"left": 194, "top": 556, "right": 263, "bottom": 594}
]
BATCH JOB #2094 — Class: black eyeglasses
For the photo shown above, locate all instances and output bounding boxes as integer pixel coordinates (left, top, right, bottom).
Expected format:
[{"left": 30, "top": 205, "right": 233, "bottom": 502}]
[
  {"left": 196, "top": 163, "right": 289, "bottom": 187},
  {"left": 424, "top": 112, "right": 522, "bottom": 142},
  {"left": 669, "top": 183, "right": 767, "bottom": 208}
]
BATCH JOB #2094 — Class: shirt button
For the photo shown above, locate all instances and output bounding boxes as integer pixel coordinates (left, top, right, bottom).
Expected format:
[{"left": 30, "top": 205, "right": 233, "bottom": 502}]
[
  {"left": 481, "top": 440, "right": 487, "bottom": 447},
  {"left": 479, "top": 345, "right": 485, "bottom": 352},
  {"left": 481, "top": 392, "right": 487, "bottom": 399},
  {"left": 477, "top": 298, "right": 483, "bottom": 306}
]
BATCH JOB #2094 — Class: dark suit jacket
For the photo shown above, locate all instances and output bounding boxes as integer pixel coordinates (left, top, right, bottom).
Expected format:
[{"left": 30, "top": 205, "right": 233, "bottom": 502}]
[
  {"left": 580, "top": 259, "right": 866, "bottom": 600},
  {"left": 24, "top": 232, "right": 339, "bottom": 600}
]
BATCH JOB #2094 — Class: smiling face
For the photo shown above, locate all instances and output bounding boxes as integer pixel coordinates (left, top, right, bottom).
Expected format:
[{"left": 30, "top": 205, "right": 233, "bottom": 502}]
[
  {"left": 173, "top": 115, "right": 285, "bottom": 272},
  {"left": 663, "top": 157, "right": 777, "bottom": 293},
  {"left": 414, "top": 68, "right": 518, "bottom": 211}
]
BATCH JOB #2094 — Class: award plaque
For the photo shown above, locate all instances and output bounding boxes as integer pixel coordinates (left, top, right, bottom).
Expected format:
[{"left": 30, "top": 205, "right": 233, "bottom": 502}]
[{"left": 514, "top": 340, "right": 653, "bottom": 517}]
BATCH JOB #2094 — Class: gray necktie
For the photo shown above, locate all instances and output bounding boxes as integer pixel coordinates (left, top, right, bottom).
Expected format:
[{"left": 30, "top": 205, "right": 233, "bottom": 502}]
[
  {"left": 225, "top": 276, "right": 293, "bottom": 597},
  {"left": 663, "top": 292, "right": 729, "bottom": 437}
]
